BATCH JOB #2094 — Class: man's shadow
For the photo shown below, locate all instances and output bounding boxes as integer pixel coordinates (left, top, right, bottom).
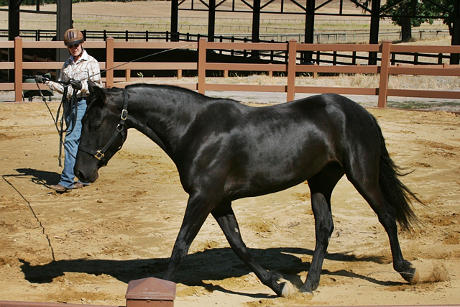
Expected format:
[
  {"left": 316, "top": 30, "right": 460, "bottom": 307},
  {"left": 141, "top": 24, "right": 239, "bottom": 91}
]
[
  {"left": 11, "top": 168, "right": 60, "bottom": 185},
  {"left": 20, "top": 247, "right": 402, "bottom": 298}
]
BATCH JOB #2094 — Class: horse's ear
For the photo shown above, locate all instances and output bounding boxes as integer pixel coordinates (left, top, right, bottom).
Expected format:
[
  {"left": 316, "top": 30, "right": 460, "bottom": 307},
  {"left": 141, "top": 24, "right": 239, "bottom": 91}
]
[{"left": 88, "top": 81, "right": 106, "bottom": 106}]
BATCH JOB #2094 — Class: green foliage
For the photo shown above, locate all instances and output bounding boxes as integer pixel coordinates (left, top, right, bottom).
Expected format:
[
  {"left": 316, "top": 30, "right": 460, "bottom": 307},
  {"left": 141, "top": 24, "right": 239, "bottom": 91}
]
[
  {"left": 382, "top": 0, "right": 431, "bottom": 28},
  {"left": 352, "top": 0, "right": 455, "bottom": 41},
  {"left": 382, "top": 0, "right": 455, "bottom": 32},
  {"left": 422, "top": 0, "right": 455, "bottom": 35}
]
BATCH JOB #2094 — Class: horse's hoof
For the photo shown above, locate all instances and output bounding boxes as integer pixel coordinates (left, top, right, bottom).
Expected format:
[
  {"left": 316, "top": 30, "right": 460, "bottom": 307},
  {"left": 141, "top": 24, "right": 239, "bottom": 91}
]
[
  {"left": 280, "top": 280, "right": 298, "bottom": 297},
  {"left": 299, "top": 285, "right": 313, "bottom": 294},
  {"left": 408, "top": 269, "right": 420, "bottom": 284},
  {"left": 399, "top": 261, "right": 417, "bottom": 283}
]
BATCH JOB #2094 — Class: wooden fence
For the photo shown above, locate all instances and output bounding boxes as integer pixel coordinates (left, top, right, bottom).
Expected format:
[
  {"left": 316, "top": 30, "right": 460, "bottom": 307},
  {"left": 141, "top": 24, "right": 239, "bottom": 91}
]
[{"left": 1, "top": 37, "right": 459, "bottom": 107}]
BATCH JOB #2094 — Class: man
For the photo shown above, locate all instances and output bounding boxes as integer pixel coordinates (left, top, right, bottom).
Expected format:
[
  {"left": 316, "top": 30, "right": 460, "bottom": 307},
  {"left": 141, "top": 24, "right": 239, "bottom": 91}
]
[{"left": 36, "top": 28, "right": 102, "bottom": 193}]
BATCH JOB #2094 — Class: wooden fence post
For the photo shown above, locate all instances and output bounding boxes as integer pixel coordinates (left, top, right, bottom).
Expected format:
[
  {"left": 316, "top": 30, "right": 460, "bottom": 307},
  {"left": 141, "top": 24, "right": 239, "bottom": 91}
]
[
  {"left": 286, "top": 39, "right": 297, "bottom": 102},
  {"left": 198, "top": 38, "right": 207, "bottom": 94},
  {"left": 105, "top": 37, "right": 114, "bottom": 88},
  {"left": 125, "top": 277, "right": 176, "bottom": 307},
  {"left": 14, "top": 36, "right": 23, "bottom": 102},
  {"left": 378, "top": 41, "right": 391, "bottom": 108}
]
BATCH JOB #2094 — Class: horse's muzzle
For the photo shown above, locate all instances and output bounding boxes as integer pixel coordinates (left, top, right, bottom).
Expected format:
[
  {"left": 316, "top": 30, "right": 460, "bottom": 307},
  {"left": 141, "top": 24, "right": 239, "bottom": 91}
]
[{"left": 74, "top": 167, "right": 98, "bottom": 183}]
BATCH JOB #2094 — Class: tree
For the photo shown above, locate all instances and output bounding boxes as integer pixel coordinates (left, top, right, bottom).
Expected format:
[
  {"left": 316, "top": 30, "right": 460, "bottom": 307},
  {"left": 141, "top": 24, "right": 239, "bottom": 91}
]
[
  {"left": 423, "top": 0, "right": 456, "bottom": 37},
  {"left": 381, "top": 0, "right": 433, "bottom": 42},
  {"left": 381, "top": 0, "right": 457, "bottom": 43},
  {"left": 424, "top": 0, "right": 459, "bottom": 64}
]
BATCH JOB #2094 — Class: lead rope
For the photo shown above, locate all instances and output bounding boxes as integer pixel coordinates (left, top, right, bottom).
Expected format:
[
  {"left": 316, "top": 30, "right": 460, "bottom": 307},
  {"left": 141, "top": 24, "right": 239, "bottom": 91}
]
[
  {"left": 84, "top": 43, "right": 195, "bottom": 82},
  {"left": 2, "top": 175, "right": 56, "bottom": 262},
  {"left": 36, "top": 81, "right": 79, "bottom": 167},
  {"left": 34, "top": 43, "right": 194, "bottom": 165}
]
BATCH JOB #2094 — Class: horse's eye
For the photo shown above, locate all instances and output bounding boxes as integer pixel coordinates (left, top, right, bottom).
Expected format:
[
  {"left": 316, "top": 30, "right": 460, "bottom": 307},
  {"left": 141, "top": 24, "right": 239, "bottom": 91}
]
[
  {"left": 88, "top": 119, "right": 103, "bottom": 130},
  {"left": 84, "top": 109, "right": 104, "bottom": 130}
]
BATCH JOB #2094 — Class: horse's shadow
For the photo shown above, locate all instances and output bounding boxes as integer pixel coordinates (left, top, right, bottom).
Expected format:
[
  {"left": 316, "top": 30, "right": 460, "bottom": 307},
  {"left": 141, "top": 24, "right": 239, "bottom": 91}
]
[
  {"left": 4, "top": 168, "right": 60, "bottom": 186},
  {"left": 20, "top": 247, "right": 402, "bottom": 298},
  {"left": 9, "top": 169, "right": 405, "bottom": 296}
]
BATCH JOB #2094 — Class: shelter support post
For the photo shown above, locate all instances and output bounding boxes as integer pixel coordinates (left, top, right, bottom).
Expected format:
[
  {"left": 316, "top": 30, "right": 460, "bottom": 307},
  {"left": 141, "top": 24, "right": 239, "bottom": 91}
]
[
  {"left": 303, "top": 0, "right": 315, "bottom": 64},
  {"left": 208, "top": 0, "right": 216, "bottom": 42},
  {"left": 8, "top": 0, "right": 20, "bottom": 83},
  {"left": 56, "top": 0, "right": 72, "bottom": 62},
  {"left": 251, "top": 0, "right": 260, "bottom": 43},
  {"left": 170, "top": 0, "right": 179, "bottom": 41},
  {"left": 452, "top": 0, "right": 459, "bottom": 64},
  {"left": 251, "top": 0, "right": 261, "bottom": 59},
  {"left": 8, "top": 0, "right": 20, "bottom": 41},
  {"left": 369, "top": 0, "right": 380, "bottom": 65}
]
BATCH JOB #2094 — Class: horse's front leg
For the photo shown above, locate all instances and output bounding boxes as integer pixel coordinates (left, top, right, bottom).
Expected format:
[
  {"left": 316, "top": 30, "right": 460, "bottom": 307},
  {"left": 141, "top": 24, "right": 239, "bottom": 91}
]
[
  {"left": 212, "top": 202, "right": 291, "bottom": 296},
  {"left": 163, "top": 192, "right": 214, "bottom": 280}
]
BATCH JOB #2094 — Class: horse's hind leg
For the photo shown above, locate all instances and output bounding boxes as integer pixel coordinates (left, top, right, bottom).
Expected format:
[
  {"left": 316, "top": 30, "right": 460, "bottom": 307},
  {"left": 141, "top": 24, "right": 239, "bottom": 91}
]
[
  {"left": 346, "top": 163, "right": 416, "bottom": 283},
  {"left": 212, "top": 202, "right": 288, "bottom": 296},
  {"left": 300, "top": 163, "right": 343, "bottom": 293}
]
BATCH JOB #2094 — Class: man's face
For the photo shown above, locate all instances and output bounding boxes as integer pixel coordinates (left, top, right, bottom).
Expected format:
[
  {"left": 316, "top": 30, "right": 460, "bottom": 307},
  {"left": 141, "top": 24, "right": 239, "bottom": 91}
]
[{"left": 68, "top": 43, "right": 83, "bottom": 58}]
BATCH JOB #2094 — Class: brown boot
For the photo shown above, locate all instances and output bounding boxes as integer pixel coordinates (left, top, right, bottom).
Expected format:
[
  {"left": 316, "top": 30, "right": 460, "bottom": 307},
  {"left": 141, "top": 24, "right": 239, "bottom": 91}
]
[
  {"left": 72, "top": 182, "right": 85, "bottom": 189},
  {"left": 49, "top": 184, "right": 69, "bottom": 193}
]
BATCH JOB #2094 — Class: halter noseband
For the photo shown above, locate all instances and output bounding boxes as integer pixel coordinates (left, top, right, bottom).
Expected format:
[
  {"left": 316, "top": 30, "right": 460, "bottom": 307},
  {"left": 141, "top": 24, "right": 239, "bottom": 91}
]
[{"left": 80, "top": 89, "right": 129, "bottom": 161}]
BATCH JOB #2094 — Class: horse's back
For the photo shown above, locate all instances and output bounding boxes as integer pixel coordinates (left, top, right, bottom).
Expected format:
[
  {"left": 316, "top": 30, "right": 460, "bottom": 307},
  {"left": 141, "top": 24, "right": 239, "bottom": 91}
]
[
  {"left": 289, "top": 94, "right": 380, "bottom": 143},
  {"left": 176, "top": 91, "right": 380, "bottom": 198}
]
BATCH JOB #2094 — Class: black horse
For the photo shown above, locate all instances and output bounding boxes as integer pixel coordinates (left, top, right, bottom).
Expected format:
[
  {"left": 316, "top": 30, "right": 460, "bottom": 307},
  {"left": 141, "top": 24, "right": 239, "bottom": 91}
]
[{"left": 74, "top": 83, "right": 421, "bottom": 296}]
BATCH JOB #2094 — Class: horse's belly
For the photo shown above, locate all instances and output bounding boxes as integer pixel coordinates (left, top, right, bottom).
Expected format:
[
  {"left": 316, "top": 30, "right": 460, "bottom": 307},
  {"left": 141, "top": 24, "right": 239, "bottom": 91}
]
[{"left": 225, "top": 154, "right": 327, "bottom": 199}]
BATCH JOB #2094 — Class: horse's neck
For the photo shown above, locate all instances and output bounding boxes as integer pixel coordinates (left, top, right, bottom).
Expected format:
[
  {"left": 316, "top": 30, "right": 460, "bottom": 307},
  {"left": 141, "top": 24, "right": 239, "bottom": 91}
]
[{"left": 127, "top": 88, "right": 201, "bottom": 155}]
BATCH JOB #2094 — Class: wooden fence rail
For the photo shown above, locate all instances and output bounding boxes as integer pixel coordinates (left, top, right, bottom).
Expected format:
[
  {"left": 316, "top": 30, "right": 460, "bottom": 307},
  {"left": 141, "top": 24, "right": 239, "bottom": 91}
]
[{"left": 1, "top": 37, "right": 459, "bottom": 107}]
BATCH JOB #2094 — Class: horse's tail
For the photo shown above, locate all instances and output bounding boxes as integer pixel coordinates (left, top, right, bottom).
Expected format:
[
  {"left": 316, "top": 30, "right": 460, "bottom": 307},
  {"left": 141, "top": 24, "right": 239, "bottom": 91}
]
[{"left": 375, "top": 118, "right": 422, "bottom": 231}]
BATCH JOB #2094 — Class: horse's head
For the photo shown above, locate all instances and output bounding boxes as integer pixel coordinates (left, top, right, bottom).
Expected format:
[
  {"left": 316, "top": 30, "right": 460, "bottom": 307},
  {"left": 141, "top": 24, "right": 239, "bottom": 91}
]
[{"left": 74, "top": 82, "right": 128, "bottom": 183}]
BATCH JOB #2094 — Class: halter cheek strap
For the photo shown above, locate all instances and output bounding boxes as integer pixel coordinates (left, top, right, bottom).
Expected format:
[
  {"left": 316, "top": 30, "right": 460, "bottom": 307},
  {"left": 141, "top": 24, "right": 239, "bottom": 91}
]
[{"left": 79, "top": 89, "right": 129, "bottom": 161}]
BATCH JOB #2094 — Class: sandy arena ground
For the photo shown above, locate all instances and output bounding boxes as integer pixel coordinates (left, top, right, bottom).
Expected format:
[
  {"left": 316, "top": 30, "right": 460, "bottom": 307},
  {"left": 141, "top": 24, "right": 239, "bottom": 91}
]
[
  {"left": 0, "top": 93, "right": 459, "bottom": 306},
  {"left": 0, "top": 0, "right": 458, "bottom": 304}
]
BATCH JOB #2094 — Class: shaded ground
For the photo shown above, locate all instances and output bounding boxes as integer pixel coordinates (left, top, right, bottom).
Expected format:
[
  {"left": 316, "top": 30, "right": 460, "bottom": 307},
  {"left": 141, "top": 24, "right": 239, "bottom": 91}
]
[{"left": 0, "top": 98, "right": 459, "bottom": 306}]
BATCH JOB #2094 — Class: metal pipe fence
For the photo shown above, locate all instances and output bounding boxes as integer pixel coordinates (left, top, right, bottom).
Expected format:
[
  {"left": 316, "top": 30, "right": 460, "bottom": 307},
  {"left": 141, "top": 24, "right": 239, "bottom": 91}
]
[
  {"left": 0, "top": 28, "right": 450, "bottom": 44},
  {"left": 0, "top": 29, "right": 453, "bottom": 67}
]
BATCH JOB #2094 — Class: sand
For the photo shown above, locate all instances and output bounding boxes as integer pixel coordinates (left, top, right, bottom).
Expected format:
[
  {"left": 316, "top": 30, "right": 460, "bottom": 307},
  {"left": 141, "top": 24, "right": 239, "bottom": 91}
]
[{"left": 0, "top": 96, "right": 459, "bottom": 306}]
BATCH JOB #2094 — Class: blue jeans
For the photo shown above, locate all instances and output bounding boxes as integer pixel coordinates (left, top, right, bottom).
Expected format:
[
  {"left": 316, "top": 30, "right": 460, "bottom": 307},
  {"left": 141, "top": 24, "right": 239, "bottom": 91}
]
[{"left": 59, "top": 98, "right": 88, "bottom": 188}]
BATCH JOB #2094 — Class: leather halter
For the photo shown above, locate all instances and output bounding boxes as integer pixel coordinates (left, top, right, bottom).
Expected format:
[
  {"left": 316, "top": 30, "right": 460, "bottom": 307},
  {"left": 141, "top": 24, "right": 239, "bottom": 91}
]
[{"left": 79, "top": 89, "right": 128, "bottom": 161}]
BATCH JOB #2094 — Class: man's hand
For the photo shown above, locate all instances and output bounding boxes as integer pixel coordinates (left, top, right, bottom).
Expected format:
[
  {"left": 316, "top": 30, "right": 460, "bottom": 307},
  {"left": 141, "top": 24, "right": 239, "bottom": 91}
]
[
  {"left": 70, "top": 79, "right": 82, "bottom": 90},
  {"left": 34, "top": 75, "right": 47, "bottom": 83}
]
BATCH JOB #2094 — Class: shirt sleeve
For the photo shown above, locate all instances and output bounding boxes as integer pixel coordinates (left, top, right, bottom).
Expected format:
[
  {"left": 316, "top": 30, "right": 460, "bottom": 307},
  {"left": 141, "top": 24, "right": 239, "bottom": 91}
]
[
  {"left": 44, "top": 65, "right": 68, "bottom": 94},
  {"left": 81, "top": 58, "right": 103, "bottom": 94}
]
